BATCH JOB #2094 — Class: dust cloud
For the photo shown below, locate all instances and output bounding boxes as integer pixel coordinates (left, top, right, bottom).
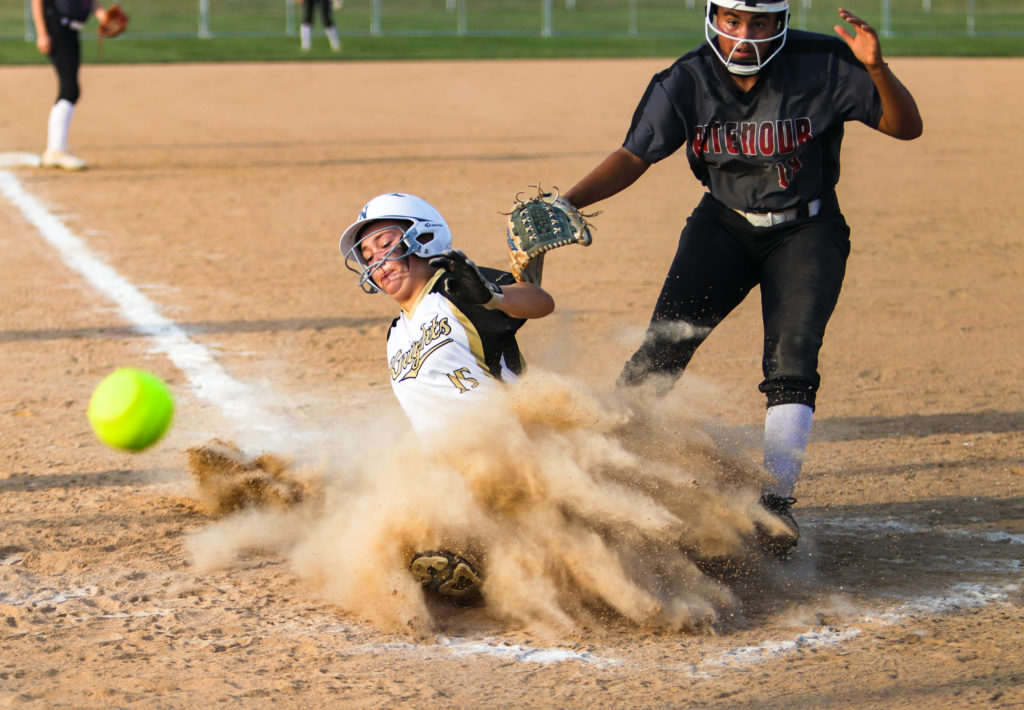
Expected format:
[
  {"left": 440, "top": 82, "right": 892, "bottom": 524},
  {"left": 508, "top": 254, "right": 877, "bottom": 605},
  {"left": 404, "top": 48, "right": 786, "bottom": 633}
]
[{"left": 185, "top": 370, "right": 792, "bottom": 637}]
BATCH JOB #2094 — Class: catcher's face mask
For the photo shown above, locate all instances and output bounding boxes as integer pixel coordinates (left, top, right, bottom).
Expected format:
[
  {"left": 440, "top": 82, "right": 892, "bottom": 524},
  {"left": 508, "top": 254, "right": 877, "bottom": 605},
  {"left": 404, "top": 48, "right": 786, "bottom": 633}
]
[{"left": 706, "top": 0, "right": 789, "bottom": 76}]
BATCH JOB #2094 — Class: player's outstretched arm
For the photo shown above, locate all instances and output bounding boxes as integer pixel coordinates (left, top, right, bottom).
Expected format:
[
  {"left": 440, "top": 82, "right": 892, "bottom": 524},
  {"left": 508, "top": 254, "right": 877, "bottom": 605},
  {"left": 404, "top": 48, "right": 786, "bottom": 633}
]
[
  {"left": 495, "top": 282, "right": 555, "bottom": 320},
  {"left": 563, "top": 147, "right": 650, "bottom": 209},
  {"left": 430, "top": 249, "right": 554, "bottom": 319},
  {"left": 835, "top": 8, "right": 923, "bottom": 140}
]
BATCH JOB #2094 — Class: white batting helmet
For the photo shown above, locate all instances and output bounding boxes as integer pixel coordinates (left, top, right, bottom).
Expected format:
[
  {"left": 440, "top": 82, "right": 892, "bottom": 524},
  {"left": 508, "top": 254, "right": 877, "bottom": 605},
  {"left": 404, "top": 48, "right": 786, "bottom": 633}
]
[
  {"left": 705, "top": 0, "right": 790, "bottom": 76},
  {"left": 339, "top": 193, "right": 453, "bottom": 294}
]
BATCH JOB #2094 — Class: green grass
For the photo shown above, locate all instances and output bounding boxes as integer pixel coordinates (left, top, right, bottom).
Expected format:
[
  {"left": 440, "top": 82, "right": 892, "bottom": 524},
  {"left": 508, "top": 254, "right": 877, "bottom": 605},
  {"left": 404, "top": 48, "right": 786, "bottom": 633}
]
[
  {"left": 2, "top": 0, "right": 1022, "bottom": 64},
  {"left": 1, "top": 32, "right": 1022, "bottom": 66}
]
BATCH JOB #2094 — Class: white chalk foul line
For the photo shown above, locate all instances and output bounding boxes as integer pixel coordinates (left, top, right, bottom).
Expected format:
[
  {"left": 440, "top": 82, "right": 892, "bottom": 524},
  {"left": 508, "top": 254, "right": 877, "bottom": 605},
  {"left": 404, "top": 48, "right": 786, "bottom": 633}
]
[
  {"left": 0, "top": 152, "right": 42, "bottom": 168},
  {"left": 0, "top": 169, "right": 280, "bottom": 431}
]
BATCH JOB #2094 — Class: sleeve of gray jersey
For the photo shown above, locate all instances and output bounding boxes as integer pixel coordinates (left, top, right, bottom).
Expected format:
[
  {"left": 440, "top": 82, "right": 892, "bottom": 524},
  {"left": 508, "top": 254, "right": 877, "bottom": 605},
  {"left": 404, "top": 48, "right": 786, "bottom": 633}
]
[
  {"left": 830, "top": 48, "right": 885, "bottom": 129},
  {"left": 622, "top": 77, "right": 690, "bottom": 164}
]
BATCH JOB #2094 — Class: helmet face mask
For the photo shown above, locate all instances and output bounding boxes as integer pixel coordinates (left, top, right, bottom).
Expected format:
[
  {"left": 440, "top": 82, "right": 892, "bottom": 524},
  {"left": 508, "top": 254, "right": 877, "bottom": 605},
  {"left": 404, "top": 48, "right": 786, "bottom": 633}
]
[
  {"left": 705, "top": 0, "right": 789, "bottom": 76},
  {"left": 339, "top": 193, "right": 453, "bottom": 294},
  {"left": 346, "top": 224, "right": 412, "bottom": 294}
]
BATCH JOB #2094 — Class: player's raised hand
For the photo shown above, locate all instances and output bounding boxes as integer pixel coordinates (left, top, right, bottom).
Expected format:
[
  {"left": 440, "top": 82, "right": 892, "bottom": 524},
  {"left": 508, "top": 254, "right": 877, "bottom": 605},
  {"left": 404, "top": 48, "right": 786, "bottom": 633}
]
[{"left": 835, "top": 8, "right": 884, "bottom": 71}]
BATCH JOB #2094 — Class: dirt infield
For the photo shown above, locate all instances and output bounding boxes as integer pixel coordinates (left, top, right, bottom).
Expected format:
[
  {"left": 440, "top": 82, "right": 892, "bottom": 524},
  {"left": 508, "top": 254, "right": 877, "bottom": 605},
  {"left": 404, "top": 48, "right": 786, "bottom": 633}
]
[{"left": 1, "top": 58, "right": 1022, "bottom": 707}]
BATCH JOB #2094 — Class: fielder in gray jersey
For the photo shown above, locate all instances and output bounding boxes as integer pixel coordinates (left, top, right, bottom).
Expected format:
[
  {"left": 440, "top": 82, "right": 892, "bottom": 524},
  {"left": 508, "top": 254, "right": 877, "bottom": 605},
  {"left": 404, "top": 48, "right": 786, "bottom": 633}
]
[{"left": 561, "top": 2, "right": 922, "bottom": 559}]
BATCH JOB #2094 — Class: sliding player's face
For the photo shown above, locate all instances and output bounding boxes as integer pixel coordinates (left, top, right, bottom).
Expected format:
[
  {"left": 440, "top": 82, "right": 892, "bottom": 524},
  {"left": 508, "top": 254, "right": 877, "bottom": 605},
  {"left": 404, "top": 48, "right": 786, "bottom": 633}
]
[{"left": 358, "top": 221, "right": 432, "bottom": 304}]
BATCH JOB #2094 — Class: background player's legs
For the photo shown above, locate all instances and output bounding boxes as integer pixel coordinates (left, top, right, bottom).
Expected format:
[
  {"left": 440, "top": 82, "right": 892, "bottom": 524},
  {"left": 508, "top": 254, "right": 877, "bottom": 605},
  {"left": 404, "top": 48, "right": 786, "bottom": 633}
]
[
  {"left": 619, "top": 197, "right": 758, "bottom": 391},
  {"left": 300, "top": 0, "right": 314, "bottom": 49},
  {"left": 42, "top": 23, "right": 85, "bottom": 170},
  {"left": 320, "top": 0, "right": 341, "bottom": 51},
  {"left": 325, "top": 26, "right": 341, "bottom": 51},
  {"left": 47, "top": 100, "right": 75, "bottom": 153},
  {"left": 302, "top": 0, "right": 341, "bottom": 50},
  {"left": 757, "top": 218, "right": 850, "bottom": 498}
]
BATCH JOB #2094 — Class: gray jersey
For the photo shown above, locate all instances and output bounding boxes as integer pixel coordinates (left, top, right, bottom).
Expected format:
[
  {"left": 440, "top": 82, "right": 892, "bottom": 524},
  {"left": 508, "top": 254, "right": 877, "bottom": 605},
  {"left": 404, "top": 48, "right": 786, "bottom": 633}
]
[
  {"left": 51, "top": 0, "right": 93, "bottom": 22},
  {"left": 623, "top": 30, "right": 883, "bottom": 212}
]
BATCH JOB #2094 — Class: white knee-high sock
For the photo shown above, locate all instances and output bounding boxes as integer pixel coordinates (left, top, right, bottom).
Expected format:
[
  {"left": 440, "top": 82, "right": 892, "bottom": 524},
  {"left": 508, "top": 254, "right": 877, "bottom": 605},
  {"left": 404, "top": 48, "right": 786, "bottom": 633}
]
[
  {"left": 47, "top": 99, "right": 75, "bottom": 153},
  {"left": 325, "top": 25, "right": 341, "bottom": 50},
  {"left": 300, "top": 23, "right": 311, "bottom": 49},
  {"left": 763, "top": 403, "right": 814, "bottom": 498}
]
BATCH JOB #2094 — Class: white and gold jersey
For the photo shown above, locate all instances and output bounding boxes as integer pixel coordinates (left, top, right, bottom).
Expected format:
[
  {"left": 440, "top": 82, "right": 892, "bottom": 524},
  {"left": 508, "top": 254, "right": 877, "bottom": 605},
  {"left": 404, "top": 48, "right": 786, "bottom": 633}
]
[{"left": 386, "top": 269, "right": 525, "bottom": 437}]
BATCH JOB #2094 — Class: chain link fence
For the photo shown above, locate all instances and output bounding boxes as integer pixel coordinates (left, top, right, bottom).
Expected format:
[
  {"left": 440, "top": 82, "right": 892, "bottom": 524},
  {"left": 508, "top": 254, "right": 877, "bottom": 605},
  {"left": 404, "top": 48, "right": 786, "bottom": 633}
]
[{"left": 4, "top": 0, "right": 1023, "bottom": 42}]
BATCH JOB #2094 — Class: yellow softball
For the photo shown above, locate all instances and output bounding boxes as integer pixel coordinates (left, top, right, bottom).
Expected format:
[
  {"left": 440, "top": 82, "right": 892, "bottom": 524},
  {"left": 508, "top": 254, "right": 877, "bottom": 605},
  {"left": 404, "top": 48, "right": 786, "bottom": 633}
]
[{"left": 87, "top": 368, "right": 174, "bottom": 451}]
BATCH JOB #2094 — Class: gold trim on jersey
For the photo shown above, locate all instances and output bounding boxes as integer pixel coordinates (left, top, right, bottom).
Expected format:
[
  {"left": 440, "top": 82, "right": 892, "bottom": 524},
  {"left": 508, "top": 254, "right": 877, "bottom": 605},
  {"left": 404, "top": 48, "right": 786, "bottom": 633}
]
[
  {"left": 448, "top": 302, "right": 489, "bottom": 376},
  {"left": 402, "top": 270, "right": 445, "bottom": 317}
]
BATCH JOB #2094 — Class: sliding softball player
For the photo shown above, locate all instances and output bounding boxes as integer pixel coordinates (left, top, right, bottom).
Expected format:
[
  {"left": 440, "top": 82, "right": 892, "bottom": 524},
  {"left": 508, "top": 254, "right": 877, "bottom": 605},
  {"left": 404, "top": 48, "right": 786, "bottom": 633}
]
[
  {"left": 339, "top": 192, "right": 554, "bottom": 600},
  {"left": 340, "top": 192, "right": 554, "bottom": 439}
]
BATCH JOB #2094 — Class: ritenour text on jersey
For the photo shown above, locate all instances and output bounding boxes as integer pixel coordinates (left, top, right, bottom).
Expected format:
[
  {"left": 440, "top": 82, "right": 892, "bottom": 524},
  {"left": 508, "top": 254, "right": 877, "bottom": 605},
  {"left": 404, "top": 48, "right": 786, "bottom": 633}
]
[{"left": 693, "top": 117, "right": 812, "bottom": 158}]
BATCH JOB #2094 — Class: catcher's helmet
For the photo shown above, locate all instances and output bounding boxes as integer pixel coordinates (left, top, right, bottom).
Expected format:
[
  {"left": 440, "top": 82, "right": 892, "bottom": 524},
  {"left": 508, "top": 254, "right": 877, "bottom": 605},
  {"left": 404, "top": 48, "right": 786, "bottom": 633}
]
[
  {"left": 339, "top": 193, "right": 453, "bottom": 294},
  {"left": 705, "top": 0, "right": 789, "bottom": 76}
]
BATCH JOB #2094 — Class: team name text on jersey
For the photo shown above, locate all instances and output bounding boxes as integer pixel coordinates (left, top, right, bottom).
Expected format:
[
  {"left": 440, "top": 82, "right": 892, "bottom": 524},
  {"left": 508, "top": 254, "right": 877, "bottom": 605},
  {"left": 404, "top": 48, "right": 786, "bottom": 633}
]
[
  {"left": 390, "top": 315, "right": 453, "bottom": 382},
  {"left": 693, "top": 117, "right": 813, "bottom": 158}
]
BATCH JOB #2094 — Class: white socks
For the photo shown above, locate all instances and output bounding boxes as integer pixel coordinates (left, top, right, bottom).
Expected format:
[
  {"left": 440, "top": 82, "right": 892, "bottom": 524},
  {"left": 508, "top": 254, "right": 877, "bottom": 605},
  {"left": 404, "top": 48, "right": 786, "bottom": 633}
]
[
  {"left": 47, "top": 99, "right": 75, "bottom": 153},
  {"left": 326, "top": 26, "right": 341, "bottom": 51},
  {"left": 302, "top": 24, "right": 341, "bottom": 51},
  {"left": 763, "top": 403, "right": 813, "bottom": 498}
]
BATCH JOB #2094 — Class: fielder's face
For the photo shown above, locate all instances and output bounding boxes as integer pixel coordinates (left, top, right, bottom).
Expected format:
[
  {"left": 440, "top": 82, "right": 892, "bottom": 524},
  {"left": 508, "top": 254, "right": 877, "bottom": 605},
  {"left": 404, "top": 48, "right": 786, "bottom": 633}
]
[{"left": 713, "top": 9, "right": 781, "bottom": 67}]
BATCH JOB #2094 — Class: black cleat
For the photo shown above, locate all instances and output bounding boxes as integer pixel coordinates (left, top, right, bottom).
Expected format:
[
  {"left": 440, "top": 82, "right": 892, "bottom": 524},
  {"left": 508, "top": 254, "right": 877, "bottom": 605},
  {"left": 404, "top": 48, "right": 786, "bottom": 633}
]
[
  {"left": 409, "top": 550, "right": 483, "bottom": 601},
  {"left": 757, "top": 494, "right": 800, "bottom": 560}
]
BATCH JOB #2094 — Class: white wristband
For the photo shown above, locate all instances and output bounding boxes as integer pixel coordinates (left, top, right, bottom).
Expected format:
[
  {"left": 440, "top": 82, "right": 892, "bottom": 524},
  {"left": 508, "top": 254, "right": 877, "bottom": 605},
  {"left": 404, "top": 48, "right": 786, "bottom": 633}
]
[{"left": 484, "top": 286, "right": 504, "bottom": 310}]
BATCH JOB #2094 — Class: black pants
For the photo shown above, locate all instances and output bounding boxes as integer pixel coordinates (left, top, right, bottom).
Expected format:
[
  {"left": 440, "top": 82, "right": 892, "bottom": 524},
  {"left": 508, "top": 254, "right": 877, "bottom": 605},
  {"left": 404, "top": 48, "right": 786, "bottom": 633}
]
[
  {"left": 619, "top": 191, "right": 850, "bottom": 410},
  {"left": 46, "top": 16, "right": 81, "bottom": 104},
  {"left": 303, "top": 0, "right": 335, "bottom": 28}
]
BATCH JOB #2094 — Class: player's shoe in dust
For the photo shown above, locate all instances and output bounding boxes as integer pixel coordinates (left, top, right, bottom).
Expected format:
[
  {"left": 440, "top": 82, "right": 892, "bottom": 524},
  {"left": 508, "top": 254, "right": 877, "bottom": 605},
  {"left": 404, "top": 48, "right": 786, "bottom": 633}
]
[
  {"left": 756, "top": 494, "right": 800, "bottom": 560},
  {"left": 41, "top": 149, "right": 87, "bottom": 171},
  {"left": 410, "top": 550, "right": 483, "bottom": 602}
]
